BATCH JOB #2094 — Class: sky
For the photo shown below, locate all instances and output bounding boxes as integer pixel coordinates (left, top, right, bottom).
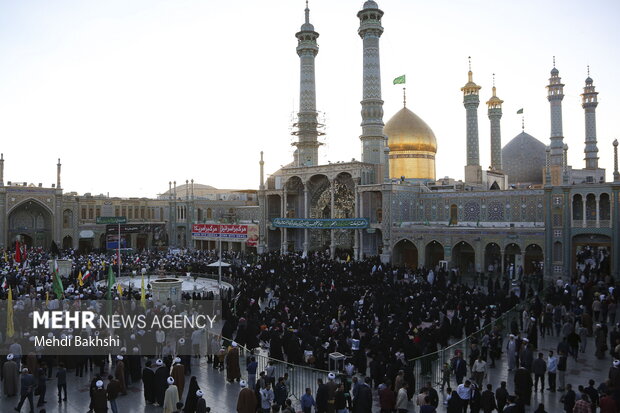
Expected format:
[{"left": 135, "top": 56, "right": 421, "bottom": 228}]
[{"left": 0, "top": 0, "right": 619, "bottom": 198}]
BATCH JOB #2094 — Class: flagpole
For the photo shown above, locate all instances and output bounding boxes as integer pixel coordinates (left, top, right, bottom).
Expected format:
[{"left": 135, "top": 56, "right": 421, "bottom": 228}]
[
  {"left": 118, "top": 222, "right": 121, "bottom": 280},
  {"left": 218, "top": 237, "right": 222, "bottom": 290}
]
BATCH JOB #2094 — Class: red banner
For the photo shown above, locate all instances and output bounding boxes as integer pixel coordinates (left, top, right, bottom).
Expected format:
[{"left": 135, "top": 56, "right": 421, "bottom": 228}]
[{"left": 192, "top": 224, "right": 257, "bottom": 246}]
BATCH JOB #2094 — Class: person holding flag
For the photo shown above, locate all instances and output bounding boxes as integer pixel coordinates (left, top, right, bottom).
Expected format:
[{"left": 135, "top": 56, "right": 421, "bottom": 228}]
[
  {"left": 52, "top": 260, "right": 64, "bottom": 299},
  {"left": 107, "top": 265, "right": 116, "bottom": 301}
]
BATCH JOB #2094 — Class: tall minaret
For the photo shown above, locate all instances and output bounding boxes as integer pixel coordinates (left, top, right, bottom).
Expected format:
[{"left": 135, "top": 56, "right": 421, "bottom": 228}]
[
  {"left": 461, "top": 57, "right": 482, "bottom": 184},
  {"left": 56, "top": 158, "right": 62, "bottom": 189},
  {"left": 293, "top": 1, "right": 321, "bottom": 167},
  {"left": 581, "top": 67, "right": 599, "bottom": 170},
  {"left": 547, "top": 58, "right": 565, "bottom": 185},
  {"left": 486, "top": 74, "right": 503, "bottom": 171},
  {"left": 358, "top": 0, "right": 386, "bottom": 167}
]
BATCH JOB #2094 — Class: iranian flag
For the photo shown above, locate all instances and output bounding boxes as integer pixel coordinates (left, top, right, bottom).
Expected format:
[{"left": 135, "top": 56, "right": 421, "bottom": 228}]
[{"left": 82, "top": 270, "right": 93, "bottom": 283}]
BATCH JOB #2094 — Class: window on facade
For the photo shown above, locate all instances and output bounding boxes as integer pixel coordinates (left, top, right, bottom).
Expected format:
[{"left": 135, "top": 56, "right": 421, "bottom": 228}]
[
  {"left": 88, "top": 208, "right": 94, "bottom": 219},
  {"left": 81, "top": 207, "right": 86, "bottom": 220},
  {"left": 553, "top": 241, "right": 562, "bottom": 262},
  {"left": 449, "top": 204, "right": 458, "bottom": 225},
  {"left": 128, "top": 208, "right": 133, "bottom": 219},
  {"left": 207, "top": 208, "right": 212, "bottom": 219},
  {"left": 63, "top": 209, "right": 72, "bottom": 228},
  {"left": 95, "top": 206, "right": 101, "bottom": 218}
]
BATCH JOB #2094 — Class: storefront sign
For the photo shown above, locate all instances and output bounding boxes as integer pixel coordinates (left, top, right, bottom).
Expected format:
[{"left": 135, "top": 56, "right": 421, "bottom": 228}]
[{"left": 192, "top": 224, "right": 259, "bottom": 246}]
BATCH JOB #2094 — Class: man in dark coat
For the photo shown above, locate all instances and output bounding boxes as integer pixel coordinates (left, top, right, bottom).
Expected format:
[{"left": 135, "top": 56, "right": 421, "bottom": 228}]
[
  {"left": 14, "top": 368, "right": 35, "bottom": 413},
  {"left": 142, "top": 360, "right": 156, "bottom": 404},
  {"left": 561, "top": 383, "right": 576, "bottom": 412},
  {"left": 154, "top": 359, "right": 168, "bottom": 406},
  {"left": 495, "top": 381, "right": 509, "bottom": 412},
  {"left": 353, "top": 377, "right": 373, "bottom": 413},
  {"left": 91, "top": 379, "right": 108, "bottom": 413},
  {"left": 451, "top": 353, "right": 467, "bottom": 385},
  {"left": 316, "top": 378, "right": 328, "bottom": 413},
  {"left": 480, "top": 383, "right": 497, "bottom": 413},
  {"left": 514, "top": 366, "right": 533, "bottom": 406}
]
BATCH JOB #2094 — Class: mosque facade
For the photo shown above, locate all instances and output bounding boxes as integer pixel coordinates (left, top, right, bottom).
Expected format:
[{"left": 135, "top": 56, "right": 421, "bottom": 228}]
[
  {"left": 0, "top": 1, "right": 617, "bottom": 283},
  {"left": 256, "top": 0, "right": 620, "bottom": 282}
]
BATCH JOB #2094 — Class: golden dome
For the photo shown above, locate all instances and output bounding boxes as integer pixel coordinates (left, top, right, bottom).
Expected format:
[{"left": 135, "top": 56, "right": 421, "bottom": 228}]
[
  {"left": 385, "top": 106, "right": 437, "bottom": 181},
  {"left": 385, "top": 107, "right": 437, "bottom": 153}
]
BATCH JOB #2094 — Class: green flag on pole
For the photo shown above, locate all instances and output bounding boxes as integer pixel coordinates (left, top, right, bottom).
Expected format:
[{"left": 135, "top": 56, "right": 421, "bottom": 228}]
[
  {"left": 516, "top": 108, "right": 524, "bottom": 114},
  {"left": 107, "top": 265, "right": 116, "bottom": 300},
  {"left": 393, "top": 75, "right": 406, "bottom": 85},
  {"left": 52, "top": 260, "right": 64, "bottom": 298}
]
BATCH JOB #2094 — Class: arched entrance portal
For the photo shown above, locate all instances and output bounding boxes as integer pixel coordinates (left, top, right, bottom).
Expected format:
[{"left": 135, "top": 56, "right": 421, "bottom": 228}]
[
  {"left": 504, "top": 243, "right": 522, "bottom": 277},
  {"left": 524, "top": 244, "right": 543, "bottom": 275},
  {"left": 79, "top": 238, "right": 94, "bottom": 253},
  {"left": 573, "top": 234, "right": 611, "bottom": 276},
  {"left": 62, "top": 236, "right": 73, "bottom": 250},
  {"left": 484, "top": 243, "right": 501, "bottom": 274},
  {"left": 425, "top": 240, "right": 444, "bottom": 269},
  {"left": 8, "top": 200, "right": 53, "bottom": 249},
  {"left": 393, "top": 239, "right": 418, "bottom": 268},
  {"left": 452, "top": 241, "right": 475, "bottom": 274}
]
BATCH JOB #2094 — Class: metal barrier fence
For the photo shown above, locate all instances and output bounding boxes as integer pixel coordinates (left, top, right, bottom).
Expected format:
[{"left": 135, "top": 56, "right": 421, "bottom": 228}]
[
  {"left": 208, "top": 305, "right": 520, "bottom": 401},
  {"left": 405, "top": 304, "right": 520, "bottom": 389}
]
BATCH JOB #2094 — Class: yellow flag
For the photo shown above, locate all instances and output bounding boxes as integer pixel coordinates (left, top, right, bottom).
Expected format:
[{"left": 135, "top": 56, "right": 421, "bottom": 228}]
[
  {"left": 3, "top": 251, "right": 7, "bottom": 263},
  {"left": 6, "top": 287, "right": 14, "bottom": 338},
  {"left": 45, "top": 291, "right": 49, "bottom": 307},
  {"left": 140, "top": 274, "right": 146, "bottom": 308},
  {"left": 346, "top": 255, "right": 351, "bottom": 262},
  {"left": 87, "top": 260, "right": 92, "bottom": 270},
  {"left": 117, "top": 282, "right": 123, "bottom": 296},
  {"left": 78, "top": 271, "right": 84, "bottom": 287}
]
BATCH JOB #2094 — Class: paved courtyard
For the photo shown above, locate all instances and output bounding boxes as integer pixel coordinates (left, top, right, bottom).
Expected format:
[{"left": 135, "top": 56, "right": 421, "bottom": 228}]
[{"left": 1, "top": 330, "right": 613, "bottom": 413}]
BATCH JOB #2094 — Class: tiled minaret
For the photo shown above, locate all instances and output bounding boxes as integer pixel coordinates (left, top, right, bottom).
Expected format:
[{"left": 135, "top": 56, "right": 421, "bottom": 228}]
[
  {"left": 486, "top": 75, "right": 504, "bottom": 171},
  {"left": 293, "top": 1, "right": 321, "bottom": 167},
  {"left": 581, "top": 67, "right": 599, "bottom": 170},
  {"left": 358, "top": 0, "right": 386, "bottom": 167},
  {"left": 461, "top": 58, "right": 482, "bottom": 184},
  {"left": 546, "top": 58, "right": 565, "bottom": 185}
]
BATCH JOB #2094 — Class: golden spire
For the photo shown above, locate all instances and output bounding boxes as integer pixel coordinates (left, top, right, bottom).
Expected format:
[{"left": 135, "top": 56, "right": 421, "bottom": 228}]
[
  {"left": 462, "top": 56, "right": 481, "bottom": 95},
  {"left": 486, "top": 73, "right": 503, "bottom": 108}
]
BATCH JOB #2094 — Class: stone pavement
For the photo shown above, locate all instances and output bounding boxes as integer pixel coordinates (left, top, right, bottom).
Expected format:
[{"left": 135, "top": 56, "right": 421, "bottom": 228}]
[{"left": 0, "top": 332, "right": 612, "bottom": 412}]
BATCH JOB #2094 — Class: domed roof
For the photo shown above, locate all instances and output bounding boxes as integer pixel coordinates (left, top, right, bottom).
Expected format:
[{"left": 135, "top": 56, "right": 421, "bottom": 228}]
[
  {"left": 300, "top": 22, "right": 315, "bottom": 31},
  {"left": 502, "top": 132, "right": 546, "bottom": 185},
  {"left": 363, "top": 0, "right": 379, "bottom": 9},
  {"left": 385, "top": 107, "right": 437, "bottom": 153},
  {"left": 551, "top": 67, "right": 559, "bottom": 76},
  {"left": 160, "top": 183, "right": 217, "bottom": 199}
]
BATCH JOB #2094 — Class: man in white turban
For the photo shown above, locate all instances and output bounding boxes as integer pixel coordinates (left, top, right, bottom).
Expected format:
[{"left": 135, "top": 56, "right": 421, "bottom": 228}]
[{"left": 163, "top": 376, "right": 179, "bottom": 413}]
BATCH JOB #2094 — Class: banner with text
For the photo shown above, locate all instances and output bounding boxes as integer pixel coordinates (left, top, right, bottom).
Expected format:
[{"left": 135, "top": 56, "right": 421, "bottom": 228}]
[
  {"left": 271, "top": 217, "right": 369, "bottom": 229},
  {"left": 192, "top": 224, "right": 258, "bottom": 246}
]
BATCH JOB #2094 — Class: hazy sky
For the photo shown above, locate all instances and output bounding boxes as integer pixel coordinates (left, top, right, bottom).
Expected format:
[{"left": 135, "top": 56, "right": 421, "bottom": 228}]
[{"left": 1, "top": 0, "right": 619, "bottom": 197}]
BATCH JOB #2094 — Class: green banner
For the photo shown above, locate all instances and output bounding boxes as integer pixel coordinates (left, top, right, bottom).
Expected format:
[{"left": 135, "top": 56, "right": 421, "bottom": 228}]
[
  {"left": 272, "top": 218, "right": 369, "bottom": 229},
  {"left": 96, "top": 216, "right": 127, "bottom": 225}
]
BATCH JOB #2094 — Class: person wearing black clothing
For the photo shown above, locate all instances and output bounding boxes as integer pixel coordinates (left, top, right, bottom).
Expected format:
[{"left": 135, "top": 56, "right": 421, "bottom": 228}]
[
  {"left": 354, "top": 377, "right": 373, "bottom": 413},
  {"left": 469, "top": 384, "right": 482, "bottom": 413},
  {"left": 334, "top": 384, "right": 347, "bottom": 412},
  {"left": 561, "top": 383, "right": 576, "bottom": 413},
  {"left": 495, "top": 381, "right": 508, "bottom": 412},
  {"left": 480, "top": 384, "right": 497, "bottom": 413},
  {"left": 316, "top": 379, "right": 328, "bottom": 413},
  {"left": 36, "top": 366, "right": 46, "bottom": 407},
  {"left": 142, "top": 361, "right": 156, "bottom": 405},
  {"left": 425, "top": 381, "right": 439, "bottom": 409},
  {"left": 584, "top": 379, "right": 599, "bottom": 411},
  {"left": 56, "top": 363, "right": 67, "bottom": 403},
  {"left": 532, "top": 353, "right": 547, "bottom": 393},
  {"left": 446, "top": 390, "right": 463, "bottom": 413}
]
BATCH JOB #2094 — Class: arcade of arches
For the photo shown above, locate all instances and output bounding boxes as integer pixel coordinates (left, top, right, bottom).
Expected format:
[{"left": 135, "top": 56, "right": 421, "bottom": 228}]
[{"left": 392, "top": 237, "right": 545, "bottom": 275}]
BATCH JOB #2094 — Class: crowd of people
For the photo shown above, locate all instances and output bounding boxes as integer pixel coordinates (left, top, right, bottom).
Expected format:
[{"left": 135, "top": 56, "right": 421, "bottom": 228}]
[{"left": 0, "top": 245, "right": 618, "bottom": 412}]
